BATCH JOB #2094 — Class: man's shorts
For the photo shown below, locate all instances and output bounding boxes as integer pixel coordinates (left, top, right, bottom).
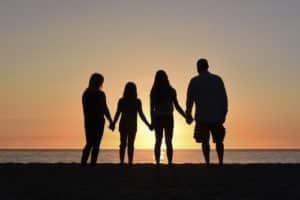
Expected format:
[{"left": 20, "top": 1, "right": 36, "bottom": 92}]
[{"left": 194, "top": 122, "right": 225, "bottom": 143}]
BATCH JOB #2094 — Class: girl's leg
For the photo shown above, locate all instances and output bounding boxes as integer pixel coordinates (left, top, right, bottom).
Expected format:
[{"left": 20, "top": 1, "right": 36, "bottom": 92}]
[
  {"left": 119, "top": 131, "right": 127, "bottom": 165},
  {"left": 127, "top": 131, "right": 137, "bottom": 165},
  {"left": 165, "top": 116, "right": 174, "bottom": 165},
  {"left": 155, "top": 128, "right": 163, "bottom": 165}
]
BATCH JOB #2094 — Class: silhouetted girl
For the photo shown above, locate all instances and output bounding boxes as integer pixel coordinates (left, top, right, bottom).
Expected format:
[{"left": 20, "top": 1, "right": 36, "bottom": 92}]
[
  {"left": 81, "top": 73, "right": 113, "bottom": 167},
  {"left": 150, "top": 70, "right": 186, "bottom": 165},
  {"left": 111, "top": 82, "right": 152, "bottom": 165}
]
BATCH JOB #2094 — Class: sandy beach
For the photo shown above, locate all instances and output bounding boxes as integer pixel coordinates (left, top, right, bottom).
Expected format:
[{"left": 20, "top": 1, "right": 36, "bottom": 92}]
[{"left": 0, "top": 164, "right": 299, "bottom": 200}]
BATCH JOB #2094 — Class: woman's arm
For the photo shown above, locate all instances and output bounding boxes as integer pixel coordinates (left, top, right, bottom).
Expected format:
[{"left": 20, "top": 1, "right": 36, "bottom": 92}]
[
  {"left": 138, "top": 100, "right": 152, "bottom": 128},
  {"left": 103, "top": 93, "right": 113, "bottom": 124},
  {"left": 173, "top": 90, "right": 186, "bottom": 119}
]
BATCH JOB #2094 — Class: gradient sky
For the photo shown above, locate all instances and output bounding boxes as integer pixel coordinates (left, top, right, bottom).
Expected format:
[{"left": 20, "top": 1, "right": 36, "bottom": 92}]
[{"left": 1, "top": 0, "right": 299, "bottom": 149}]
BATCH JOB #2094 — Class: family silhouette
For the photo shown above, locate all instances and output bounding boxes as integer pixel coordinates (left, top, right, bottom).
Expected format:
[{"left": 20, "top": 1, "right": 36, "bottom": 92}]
[{"left": 80, "top": 58, "right": 228, "bottom": 167}]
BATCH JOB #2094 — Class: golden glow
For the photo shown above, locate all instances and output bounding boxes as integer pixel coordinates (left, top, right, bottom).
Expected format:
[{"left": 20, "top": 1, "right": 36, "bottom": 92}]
[{"left": 1, "top": 1, "right": 300, "bottom": 149}]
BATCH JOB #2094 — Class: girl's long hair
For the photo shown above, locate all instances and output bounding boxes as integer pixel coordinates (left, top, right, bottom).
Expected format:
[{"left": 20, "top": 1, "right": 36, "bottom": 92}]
[
  {"left": 123, "top": 82, "right": 137, "bottom": 100},
  {"left": 150, "top": 70, "right": 172, "bottom": 105}
]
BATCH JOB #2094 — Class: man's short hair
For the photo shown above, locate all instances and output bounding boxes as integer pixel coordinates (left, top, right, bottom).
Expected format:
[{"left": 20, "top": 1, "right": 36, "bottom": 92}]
[{"left": 197, "top": 58, "right": 209, "bottom": 72}]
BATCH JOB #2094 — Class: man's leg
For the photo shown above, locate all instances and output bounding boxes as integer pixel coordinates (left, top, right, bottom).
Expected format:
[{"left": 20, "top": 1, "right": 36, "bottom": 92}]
[
  {"left": 202, "top": 142, "right": 210, "bottom": 166},
  {"left": 213, "top": 124, "right": 225, "bottom": 166},
  {"left": 216, "top": 142, "right": 224, "bottom": 165},
  {"left": 195, "top": 122, "right": 210, "bottom": 166}
]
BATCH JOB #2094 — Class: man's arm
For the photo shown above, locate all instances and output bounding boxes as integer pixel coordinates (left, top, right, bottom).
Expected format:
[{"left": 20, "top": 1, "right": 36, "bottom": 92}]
[
  {"left": 220, "top": 78, "right": 228, "bottom": 123},
  {"left": 186, "top": 79, "right": 195, "bottom": 124}
]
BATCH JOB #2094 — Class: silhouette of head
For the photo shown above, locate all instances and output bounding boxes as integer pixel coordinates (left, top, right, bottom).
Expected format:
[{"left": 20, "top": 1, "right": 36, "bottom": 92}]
[
  {"left": 152, "top": 70, "right": 171, "bottom": 89},
  {"left": 123, "top": 82, "right": 137, "bottom": 99},
  {"left": 151, "top": 70, "right": 172, "bottom": 102},
  {"left": 88, "top": 73, "right": 104, "bottom": 89},
  {"left": 197, "top": 58, "right": 209, "bottom": 73}
]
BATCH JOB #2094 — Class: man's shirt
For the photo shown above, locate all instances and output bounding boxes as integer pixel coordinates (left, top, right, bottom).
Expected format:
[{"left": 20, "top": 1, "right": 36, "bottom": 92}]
[{"left": 186, "top": 71, "right": 228, "bottom": 123}]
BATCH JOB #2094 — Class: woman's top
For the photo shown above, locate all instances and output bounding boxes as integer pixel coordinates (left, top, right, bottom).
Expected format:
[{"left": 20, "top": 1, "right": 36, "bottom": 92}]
[
  {"left": 82, "top": 88, "right": 106, "bottom": 122},
  {"left": 151, "top": 87, "right": 176, "bottom": 116}
]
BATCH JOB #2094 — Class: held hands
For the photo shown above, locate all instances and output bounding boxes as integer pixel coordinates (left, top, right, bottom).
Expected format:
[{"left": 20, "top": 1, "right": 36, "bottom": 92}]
[
  {"left": 185, "top": 113, "right": 194, "bottom": 125},
  {"left": 148, "top": 124, "right": 154, "bottom": 131},
  {"left": 109, "top": 122, "right": 115, "bottom": 131}
]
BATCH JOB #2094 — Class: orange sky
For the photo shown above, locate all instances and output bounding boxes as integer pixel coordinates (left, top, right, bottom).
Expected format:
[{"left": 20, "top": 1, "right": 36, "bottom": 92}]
[{"left": 1, "top": 1, "right": 300, "bottom": 149}]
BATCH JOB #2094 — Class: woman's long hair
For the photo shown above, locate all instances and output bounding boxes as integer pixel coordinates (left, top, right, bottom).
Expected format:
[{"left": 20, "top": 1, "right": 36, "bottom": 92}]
[
  {"left": 123, "top": 82, "right": 137, "bottom": 100},
  {"left": 150, "top": 70, "right": 172, "bottom": 105}
]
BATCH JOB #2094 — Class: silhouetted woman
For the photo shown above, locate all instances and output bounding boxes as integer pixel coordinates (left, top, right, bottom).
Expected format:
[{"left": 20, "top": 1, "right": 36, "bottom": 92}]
[
  {"left": 150, "top": 70, "right": 186, "bottom": 165},
  {"left": 81, "top": 73, "right": 113, "bottom": 167},
  {"left": 111, "top": 82, "right": 152, "bottom": 165}
]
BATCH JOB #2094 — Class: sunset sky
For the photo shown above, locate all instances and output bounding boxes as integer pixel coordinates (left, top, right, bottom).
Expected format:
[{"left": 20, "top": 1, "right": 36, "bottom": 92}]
[{"left": 1, "top": 0, "right": 299, "bottom": 149}]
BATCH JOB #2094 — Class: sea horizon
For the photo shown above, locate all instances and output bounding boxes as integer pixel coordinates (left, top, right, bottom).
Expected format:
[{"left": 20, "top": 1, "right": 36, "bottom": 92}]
[
  {"left": 1, "top": 149, "right": 300, "bottom": 164},
  {"left": 1, "top": 148, "right": 300, "bottom": 151}
]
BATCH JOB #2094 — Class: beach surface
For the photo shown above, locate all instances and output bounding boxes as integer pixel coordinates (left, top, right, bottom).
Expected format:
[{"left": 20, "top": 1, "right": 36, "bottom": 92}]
[{"left": 1, "top": 164, "right": 299, "bottom": 200}]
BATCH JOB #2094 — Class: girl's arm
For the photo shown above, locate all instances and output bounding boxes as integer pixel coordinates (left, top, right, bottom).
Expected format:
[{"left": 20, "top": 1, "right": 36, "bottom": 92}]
[
  {"left": 173, "top": 90, "right": 186, "bottom": 119},
  {"left": 112, "top": 100, "right": 122, "bottom": 126},
  {"left": 138, "top": 100, "right": 152, "bottom": 129}
]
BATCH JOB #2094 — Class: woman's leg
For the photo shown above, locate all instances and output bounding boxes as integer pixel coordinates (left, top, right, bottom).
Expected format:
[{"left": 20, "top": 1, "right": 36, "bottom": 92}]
[
  {"left": 91, "top": 120, "right": 105, "bottom": 166},
  {"left": 127, "top": 131, "right": 137, "bottom": 165},
  {"left": 81, "top": 143, "right": 92, "bottom": 167},
  {"left": 81, "top": 124, "right": 93, "bottom": 166},
  {"left": 165, "top": 116, "right": 174, "bottom": 165},
  {"left": 119, "top": 131, "right": 127, "bottom": 165},
  {"left": 155, "top": 128, "right": 163, "bottom": 165}
]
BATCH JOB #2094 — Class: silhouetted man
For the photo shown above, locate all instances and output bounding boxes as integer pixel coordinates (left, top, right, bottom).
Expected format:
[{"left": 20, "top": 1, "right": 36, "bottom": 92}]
[{"left": 186, "top": 58, "right": 228, "bottom": 166}]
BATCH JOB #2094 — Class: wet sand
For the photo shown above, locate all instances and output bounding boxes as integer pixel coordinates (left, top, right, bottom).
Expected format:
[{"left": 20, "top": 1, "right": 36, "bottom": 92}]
[{"left": 0, "top": 163, "right": 299, "bottom": 200}]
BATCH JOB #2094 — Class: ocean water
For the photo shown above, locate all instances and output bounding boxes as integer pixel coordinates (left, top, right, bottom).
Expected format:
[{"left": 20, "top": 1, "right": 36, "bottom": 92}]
[{"left": 0, "top": 149, "right": 300, "bottom": 164}]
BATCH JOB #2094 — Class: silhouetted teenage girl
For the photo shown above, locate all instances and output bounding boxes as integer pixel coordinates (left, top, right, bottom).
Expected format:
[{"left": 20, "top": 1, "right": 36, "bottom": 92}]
[
  {"left": 81, "top": 73, "right": 113, "bottom": 167},
  {"left": 150, "top": 70, "right": 186, "bottom": 165},
  {"left": 111, "top": 82, "right": 152, "bottom": 165}
]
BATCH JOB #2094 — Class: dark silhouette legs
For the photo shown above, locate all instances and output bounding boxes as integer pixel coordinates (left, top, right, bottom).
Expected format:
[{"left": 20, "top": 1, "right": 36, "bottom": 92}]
[
  {"left": 165, "top": 127, "right": 173, "bottom": 165},
  {"left": 80, "top": 121, "right": 104, "bottom": 167},
  {"left": 201, "top": 142, "right": 224, "bottom": 166},
  {"left": 216, "top": 142, "right": 224, "bottom": 165},
  {"left": 128, "top": 137, "right": 135, "bottom": 165},
  {"left": 80, "top": 145, "right": 91, "bottom": 167},
  {"left": 91, "top": 148, "right": 99, "bottom": 166},
  {"left": 154, "top": 125, "right": 174, "bottom": 165},
  {"left": 154, "top": 128, "right": 163, "bottom": 165},
  {"left": 81, "top": 144, "right": 100, "bottom": 167},
  {"left": 119, "top": 131, "right": 136, "bottom": 165},
  {"left": 202, "top": 142, "right": 210, "bottom": 166}
]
